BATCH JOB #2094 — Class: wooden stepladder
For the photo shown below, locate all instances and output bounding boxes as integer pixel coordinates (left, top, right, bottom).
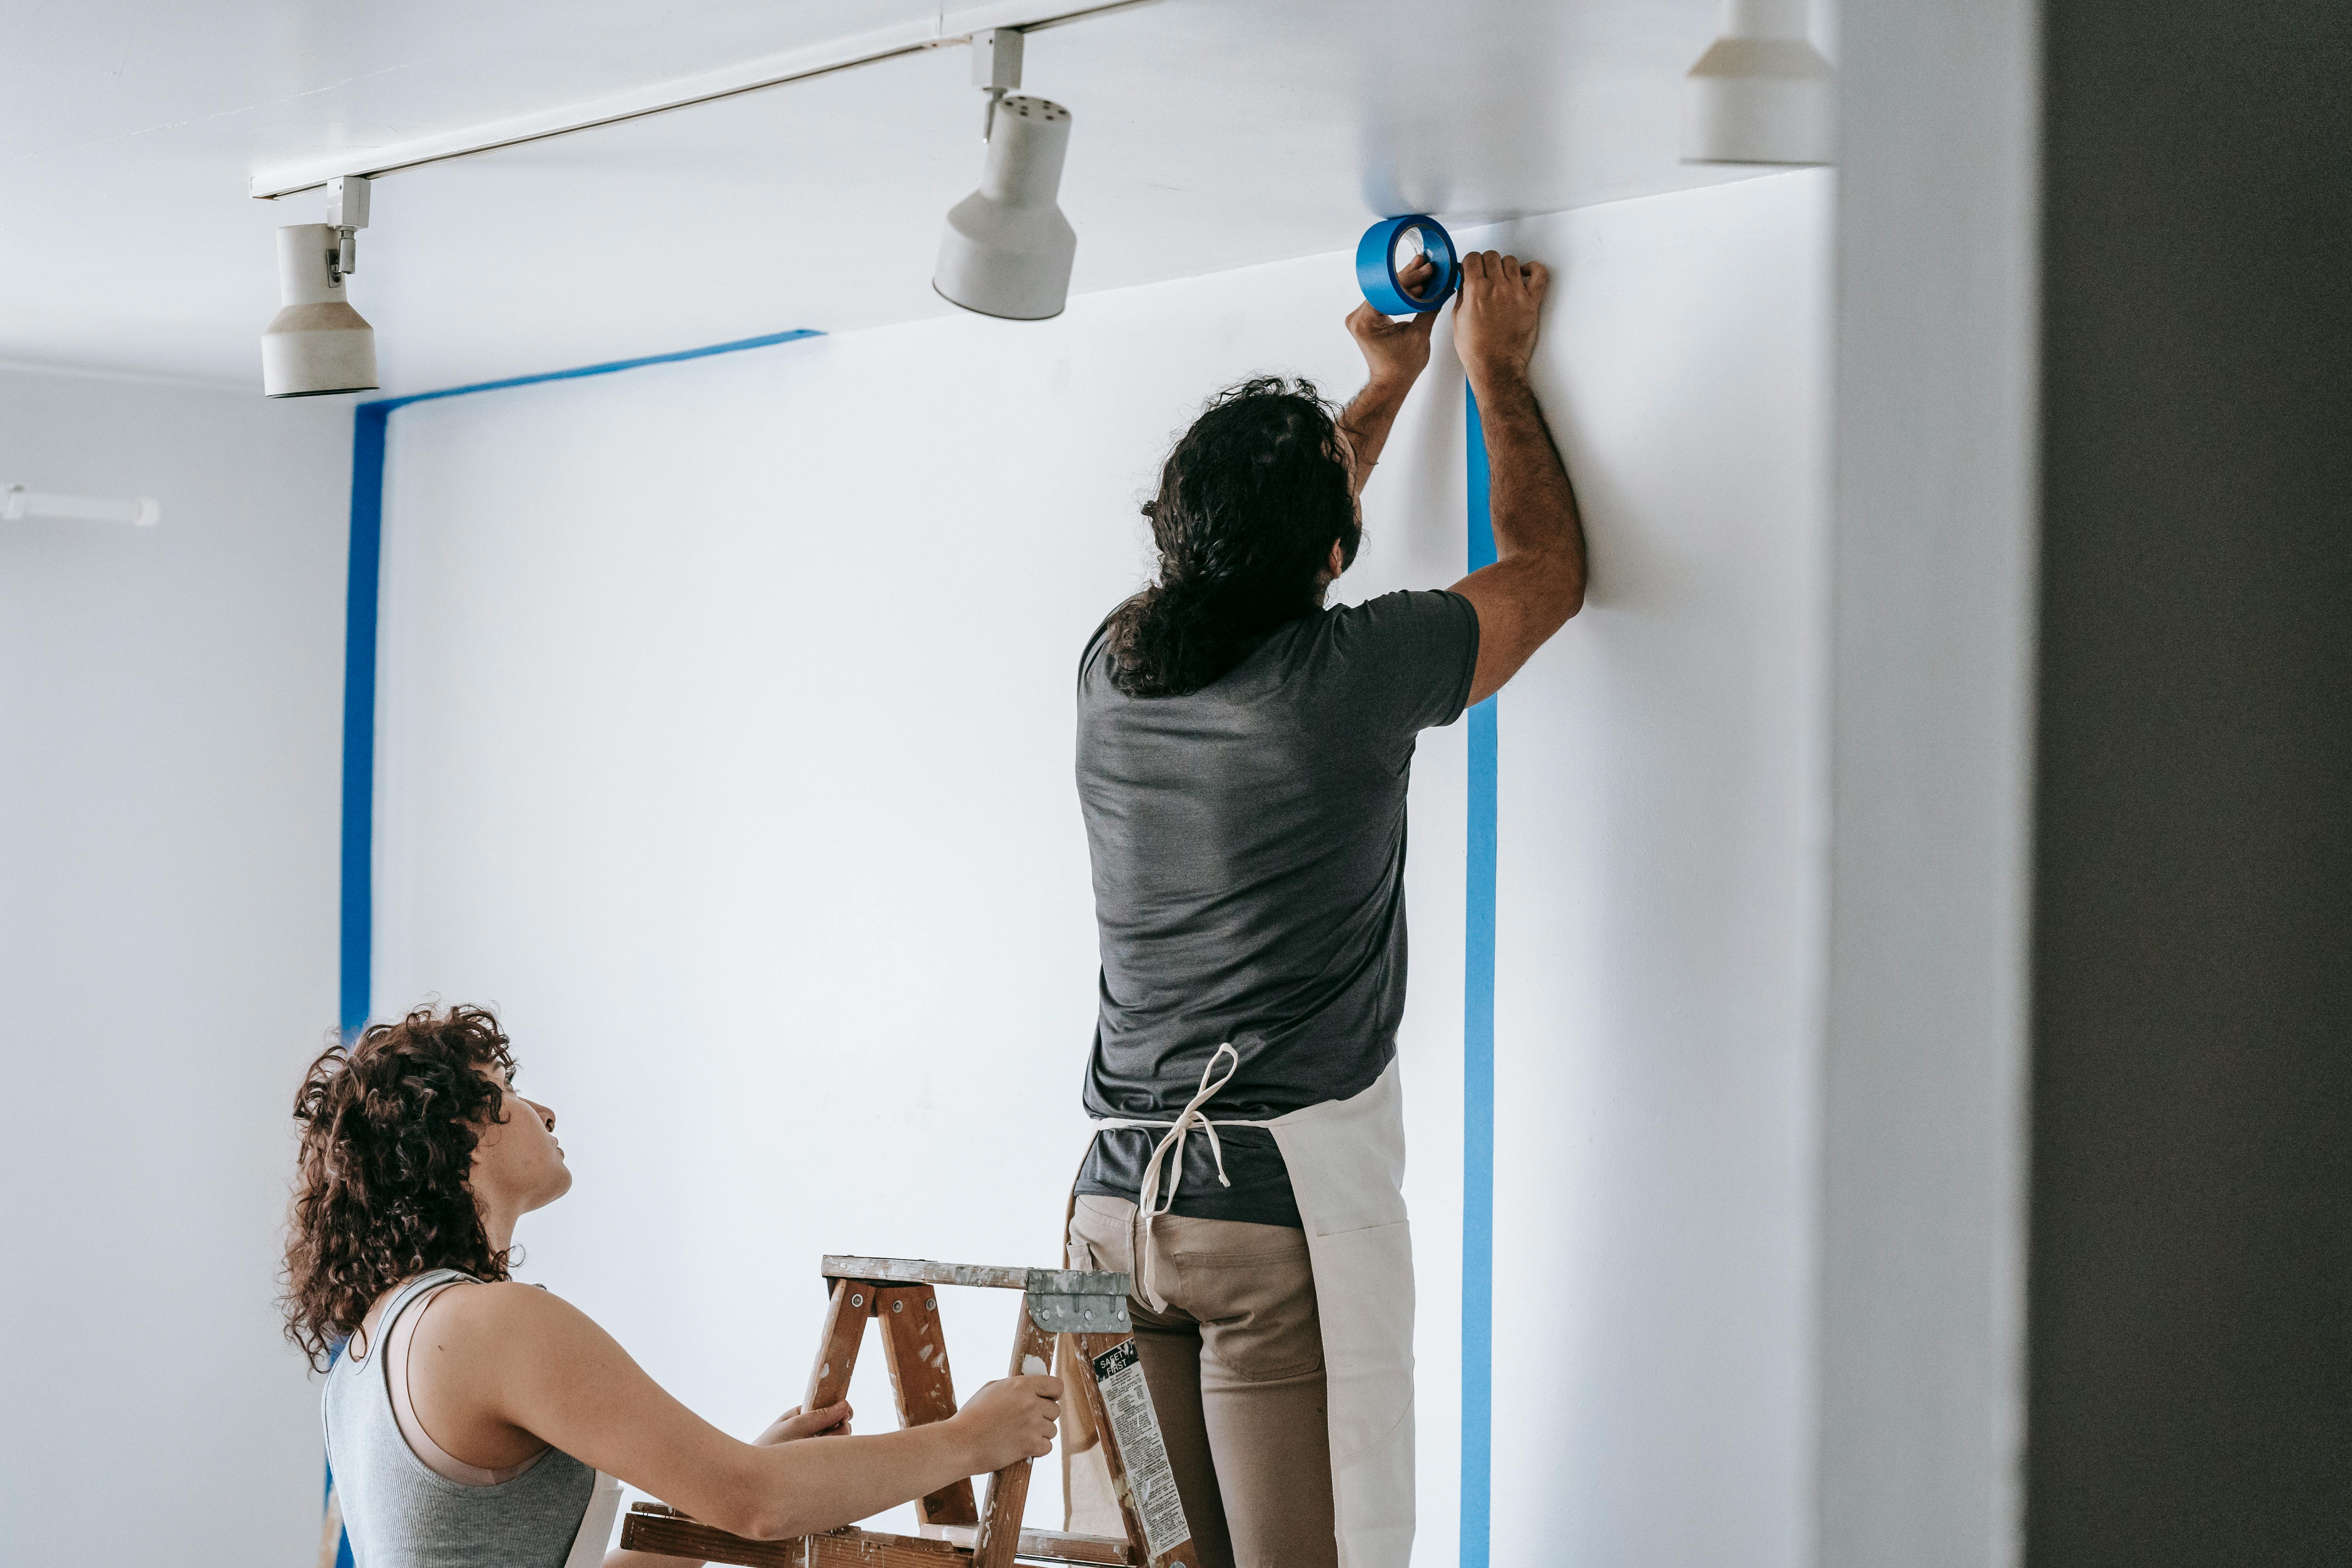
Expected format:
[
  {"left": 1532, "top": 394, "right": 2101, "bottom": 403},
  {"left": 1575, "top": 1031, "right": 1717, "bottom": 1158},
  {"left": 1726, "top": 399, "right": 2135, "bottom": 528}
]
[{"left": 619, "top": 1255, "right": 1202, "bottom": 1568}]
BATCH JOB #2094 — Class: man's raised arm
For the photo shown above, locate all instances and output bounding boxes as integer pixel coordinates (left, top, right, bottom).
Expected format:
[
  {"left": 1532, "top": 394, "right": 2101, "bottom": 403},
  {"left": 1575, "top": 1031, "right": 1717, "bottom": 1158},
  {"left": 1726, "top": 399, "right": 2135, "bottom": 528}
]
[
  {"left": 1449, "top": 250, "right": 1586, "bottom": 704},
  {"left": 1338, "top": 256, "right": 1439, "bottom": 493}
]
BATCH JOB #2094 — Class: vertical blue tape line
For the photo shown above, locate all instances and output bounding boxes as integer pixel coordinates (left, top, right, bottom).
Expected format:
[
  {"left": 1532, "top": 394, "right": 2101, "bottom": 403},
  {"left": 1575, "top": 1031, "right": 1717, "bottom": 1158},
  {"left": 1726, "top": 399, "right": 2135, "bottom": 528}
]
[
  {"left": 1461, "top": 383, "right": 1498, "bottom": 1567},
  {"left": 323, "top": 1342, "right": 356, "bottom": 1568},
  {"left": 333, "top": 328, "right": 822, "bottom": 1040},
  {"left": 322, "top": 1457, "right": 354, "bottom": 1568},
  {"left": 339, "top": 404, "right": 388, "bottom": 1037},
  {"left": 327, "top": 327, "right": 822, "bottom": 1564}
]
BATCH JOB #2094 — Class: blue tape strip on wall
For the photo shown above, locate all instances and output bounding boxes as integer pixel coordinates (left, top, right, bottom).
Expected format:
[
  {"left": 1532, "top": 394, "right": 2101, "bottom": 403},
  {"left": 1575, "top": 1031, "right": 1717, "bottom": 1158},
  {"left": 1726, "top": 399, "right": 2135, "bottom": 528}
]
[
  {"left": 1461, "top": 385, "right": 1499, "bottom": 1568},
  {"left": 1354, "top": 213, "right": 1460, "bottom": 314}
]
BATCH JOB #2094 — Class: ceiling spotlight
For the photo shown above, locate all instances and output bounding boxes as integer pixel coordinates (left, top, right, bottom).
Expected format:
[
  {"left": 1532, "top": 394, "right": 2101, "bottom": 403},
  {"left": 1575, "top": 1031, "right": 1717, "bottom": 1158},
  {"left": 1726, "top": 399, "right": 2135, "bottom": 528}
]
[
  {"left": 1682, "top": 0, "right": 1837, "bottom": 166},
  {"left": 935, "top": 29, "right": 1075, "bottom": 321},
  {"left": 262, "top": 174, "right": 380, "bottom": 397}
]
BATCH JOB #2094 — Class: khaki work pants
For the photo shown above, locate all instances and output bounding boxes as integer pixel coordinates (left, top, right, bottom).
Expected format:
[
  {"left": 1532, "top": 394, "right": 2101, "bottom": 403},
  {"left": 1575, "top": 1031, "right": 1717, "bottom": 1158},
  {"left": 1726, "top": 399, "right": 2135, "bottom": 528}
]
[{"left": 1063, "top": 1193, "right": 1337, "bottom": 1568}]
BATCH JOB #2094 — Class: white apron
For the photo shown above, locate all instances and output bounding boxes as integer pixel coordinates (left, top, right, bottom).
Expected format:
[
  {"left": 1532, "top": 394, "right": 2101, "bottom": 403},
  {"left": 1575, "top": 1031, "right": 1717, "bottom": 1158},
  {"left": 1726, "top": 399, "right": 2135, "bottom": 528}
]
[{"left": 1082, "top": 1045, "right": 1416, "bottom": 1568}]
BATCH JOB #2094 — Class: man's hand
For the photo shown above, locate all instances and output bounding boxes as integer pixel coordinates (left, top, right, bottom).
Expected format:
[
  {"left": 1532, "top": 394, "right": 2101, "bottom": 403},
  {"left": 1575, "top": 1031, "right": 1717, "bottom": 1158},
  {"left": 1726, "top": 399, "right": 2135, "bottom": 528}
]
[
  {"left": 946, "top": 1375, "right": 1062, "bottom": 1472},
  {"left": 1338, "top": 254, "right": 1443, "bottom": 494},
  {"left": 753, "top": 1401, "right": 852, "bottom": 1444},
  {"left": 1445, "top": 246, "right": 1583, "bottom": 705},
  {"left": 1345, "top": 254, "right": 1440, "bottom": 389},
  {"left": 1453, "top": 250, "right": 1550, "bottom": 390}
]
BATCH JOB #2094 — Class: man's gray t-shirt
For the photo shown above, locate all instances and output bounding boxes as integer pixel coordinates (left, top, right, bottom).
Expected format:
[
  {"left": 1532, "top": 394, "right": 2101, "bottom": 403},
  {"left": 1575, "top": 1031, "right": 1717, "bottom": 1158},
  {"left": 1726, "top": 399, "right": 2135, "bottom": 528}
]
[{"left": 1075, "top": 588, "right": 1481, "bottom": 1227}]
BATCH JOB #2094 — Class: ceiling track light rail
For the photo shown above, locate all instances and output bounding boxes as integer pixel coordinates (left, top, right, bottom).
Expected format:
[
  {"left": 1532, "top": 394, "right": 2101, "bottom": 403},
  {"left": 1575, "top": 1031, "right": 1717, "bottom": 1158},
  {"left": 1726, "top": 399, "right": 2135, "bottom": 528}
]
[
  {"left": 251, "top": 0, "right": 1135, "bottom": 392},
  {"left": 246, "top": 0, "right": 1156, "bottom": 201}
]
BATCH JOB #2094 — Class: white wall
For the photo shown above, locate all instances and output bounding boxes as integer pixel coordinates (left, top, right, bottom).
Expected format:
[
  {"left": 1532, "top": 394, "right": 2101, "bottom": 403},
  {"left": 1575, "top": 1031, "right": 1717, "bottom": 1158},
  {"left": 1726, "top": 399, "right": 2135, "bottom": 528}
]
[
  {"left": 369, "top": 170, "right": 1830, "bottom": 1562},
  {"left": 0, "top": 365, "right": 351, "bottom": 1566},
  {"left": 370, "top": 256, "right": 1475, "bottom": 1544},
  {"left": 1822, "top": 0, "right": 2039, "bottom": 1561},
  {"left": 1474, "top": 174, "right": 1832, "bottom": 1566}
]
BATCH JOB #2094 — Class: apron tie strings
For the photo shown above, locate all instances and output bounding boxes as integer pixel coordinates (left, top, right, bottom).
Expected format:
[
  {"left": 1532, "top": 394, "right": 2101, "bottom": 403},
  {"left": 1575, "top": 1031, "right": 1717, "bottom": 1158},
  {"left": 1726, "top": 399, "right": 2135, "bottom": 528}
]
[
  {"left": 1100, "top": 1042, "right": 1248, "bottom": 1312},
  {"left": 1134, "top": 1042, "right": 1242, "bottom": 1218}
]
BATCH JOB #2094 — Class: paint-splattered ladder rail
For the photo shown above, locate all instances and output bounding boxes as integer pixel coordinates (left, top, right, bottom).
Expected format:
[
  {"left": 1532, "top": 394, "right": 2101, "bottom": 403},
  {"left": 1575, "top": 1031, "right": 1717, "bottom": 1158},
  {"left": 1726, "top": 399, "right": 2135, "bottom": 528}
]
[{"left": 618, "top": 1255, "right": 1201, "bottom": 1568}]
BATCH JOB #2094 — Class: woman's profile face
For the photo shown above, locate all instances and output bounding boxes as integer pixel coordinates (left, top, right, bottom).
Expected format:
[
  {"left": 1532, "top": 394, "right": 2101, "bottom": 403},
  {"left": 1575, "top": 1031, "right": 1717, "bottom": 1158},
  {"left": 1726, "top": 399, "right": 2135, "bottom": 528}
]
[{"left": 471, "top": 1069, "right": 574, "bottom": 1216}]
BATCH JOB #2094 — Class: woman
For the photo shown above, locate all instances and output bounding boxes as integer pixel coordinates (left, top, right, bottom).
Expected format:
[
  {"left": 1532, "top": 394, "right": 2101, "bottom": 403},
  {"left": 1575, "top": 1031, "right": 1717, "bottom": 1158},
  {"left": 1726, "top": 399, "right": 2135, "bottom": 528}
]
[{"left": 285, "top": 1003, "right": 1058, "bottom": 1568}]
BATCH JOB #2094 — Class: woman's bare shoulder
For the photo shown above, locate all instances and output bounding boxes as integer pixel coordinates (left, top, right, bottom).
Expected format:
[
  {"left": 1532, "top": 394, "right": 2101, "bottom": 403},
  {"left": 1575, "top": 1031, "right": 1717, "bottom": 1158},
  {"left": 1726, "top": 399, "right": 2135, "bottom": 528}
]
[
  {"left": 422, "top": 1279, "right": 650, "bottom": 1380},
  {"left": 422, "top": 1277, "right": 591, "bottom": 1336}
]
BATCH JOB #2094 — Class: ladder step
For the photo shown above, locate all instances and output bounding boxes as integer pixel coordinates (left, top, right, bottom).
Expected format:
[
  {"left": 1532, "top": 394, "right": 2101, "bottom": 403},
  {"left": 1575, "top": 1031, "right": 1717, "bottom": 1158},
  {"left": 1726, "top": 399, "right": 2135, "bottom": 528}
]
[
  {"left": 806, "top": 1527, "right": 964, "bottom": 1564},
  {"left": 818, "top": 1257, "right": 1129, "bottom": 1299},
  {"left": 822, "top": 1256, "right": 1034, "bottom": 1291},
  {"left": 927, "top": 1523, "right": 1136, "bottom": 1564},
  {"left": 620, "top": 1504, "right": 804, "bottom": 1566},
  {"left": 621, "top": 1509, "right": 1138, "bottom": 1568}
]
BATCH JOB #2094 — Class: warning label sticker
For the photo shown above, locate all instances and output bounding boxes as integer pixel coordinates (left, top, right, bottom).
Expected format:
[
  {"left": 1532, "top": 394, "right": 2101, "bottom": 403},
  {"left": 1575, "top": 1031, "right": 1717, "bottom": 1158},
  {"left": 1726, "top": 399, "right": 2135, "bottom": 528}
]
[{"left": 1090, "top": 1339, "right": 1192, "bottom": 1559}]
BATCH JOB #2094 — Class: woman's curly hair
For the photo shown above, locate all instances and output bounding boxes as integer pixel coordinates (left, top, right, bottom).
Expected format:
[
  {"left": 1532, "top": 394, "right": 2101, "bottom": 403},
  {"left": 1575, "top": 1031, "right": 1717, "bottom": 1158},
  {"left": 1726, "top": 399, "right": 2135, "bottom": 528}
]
[
  {"left": 281, "top": 1004, "right": 520, "bottom": 1370},
  {"left": 1105, "top": 376, "right": 1360, "bottom": 698}
]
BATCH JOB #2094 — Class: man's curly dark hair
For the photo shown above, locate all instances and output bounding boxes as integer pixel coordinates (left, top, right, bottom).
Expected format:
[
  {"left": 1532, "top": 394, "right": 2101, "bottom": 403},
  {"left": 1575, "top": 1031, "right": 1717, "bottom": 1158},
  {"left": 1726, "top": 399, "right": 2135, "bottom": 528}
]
[
  {"left": 281, "top": 1003, "right": 520, "bottom": 1371},
  {"left": 1105, "top": 375, "right": 1361, "bottom": 698}
]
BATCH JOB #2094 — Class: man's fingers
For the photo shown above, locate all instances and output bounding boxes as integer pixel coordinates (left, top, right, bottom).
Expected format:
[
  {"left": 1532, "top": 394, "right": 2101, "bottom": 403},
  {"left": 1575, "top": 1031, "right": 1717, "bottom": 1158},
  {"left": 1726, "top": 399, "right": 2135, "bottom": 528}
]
[
  {"left": 1349, "top": 300, "right": 1401, "bottom": 338},
  {"left": 1464, "top": 251, "right": 1541, "bottom": 287},
  {"left": 1459, "top": 249, "right": 1548, "bottom": 298}
]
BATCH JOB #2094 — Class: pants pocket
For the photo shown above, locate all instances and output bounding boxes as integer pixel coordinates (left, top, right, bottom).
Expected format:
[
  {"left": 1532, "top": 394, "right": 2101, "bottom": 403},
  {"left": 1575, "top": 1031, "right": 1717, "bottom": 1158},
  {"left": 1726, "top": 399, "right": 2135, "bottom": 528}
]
[
  {"left": 1067, "top": 1193, "right": 1135, "bottom": 1274},
  {"left": 1194, "top": 1240, "right": 1325, "bottom": 1385}
]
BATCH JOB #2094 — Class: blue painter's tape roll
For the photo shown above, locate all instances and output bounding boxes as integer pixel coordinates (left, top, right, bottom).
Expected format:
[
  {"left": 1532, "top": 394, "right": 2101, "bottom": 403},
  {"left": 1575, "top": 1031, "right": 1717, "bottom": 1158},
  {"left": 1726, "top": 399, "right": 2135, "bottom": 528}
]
[{"left": 1356, "top": 214, "right": 1459, "bottom": 314}]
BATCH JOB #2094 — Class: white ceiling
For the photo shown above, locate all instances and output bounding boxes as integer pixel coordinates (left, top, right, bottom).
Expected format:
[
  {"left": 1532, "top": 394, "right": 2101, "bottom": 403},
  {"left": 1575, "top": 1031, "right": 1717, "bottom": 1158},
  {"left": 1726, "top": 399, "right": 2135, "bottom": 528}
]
[{"left": 1, "top": 0, "right": 1778, "bottom": 395}]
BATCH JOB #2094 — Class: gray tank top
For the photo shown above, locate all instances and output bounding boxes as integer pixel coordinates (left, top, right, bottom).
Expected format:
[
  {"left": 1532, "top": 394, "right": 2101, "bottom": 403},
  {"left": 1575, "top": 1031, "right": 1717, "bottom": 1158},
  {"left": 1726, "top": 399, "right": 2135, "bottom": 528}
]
[{"left": 323, "top": 1269, "right": 599, "bottom": 1568}]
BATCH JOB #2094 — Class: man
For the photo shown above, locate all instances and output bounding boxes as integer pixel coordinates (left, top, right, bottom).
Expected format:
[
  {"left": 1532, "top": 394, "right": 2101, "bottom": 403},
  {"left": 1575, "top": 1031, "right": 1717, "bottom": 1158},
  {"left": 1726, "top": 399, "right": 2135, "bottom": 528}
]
[{"left": 1063, "top": 251, "right": 1584, "bottom": 1568}]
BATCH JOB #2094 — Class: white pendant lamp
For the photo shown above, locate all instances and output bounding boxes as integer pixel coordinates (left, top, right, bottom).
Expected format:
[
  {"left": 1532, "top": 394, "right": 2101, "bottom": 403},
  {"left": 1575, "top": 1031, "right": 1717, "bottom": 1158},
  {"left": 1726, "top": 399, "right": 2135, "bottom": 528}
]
[
  {"left": 1682, "top": 0, "right": 1837, "bottom": 166},
  {"left": 934, "top": 30, "right": 1074, "bottom": 321},
  {"left": 935, "top": 93, "right": 1077, "bottom": 321},
  {"left": 262, "top": 176, "right": 379, "bottom": 397}
]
